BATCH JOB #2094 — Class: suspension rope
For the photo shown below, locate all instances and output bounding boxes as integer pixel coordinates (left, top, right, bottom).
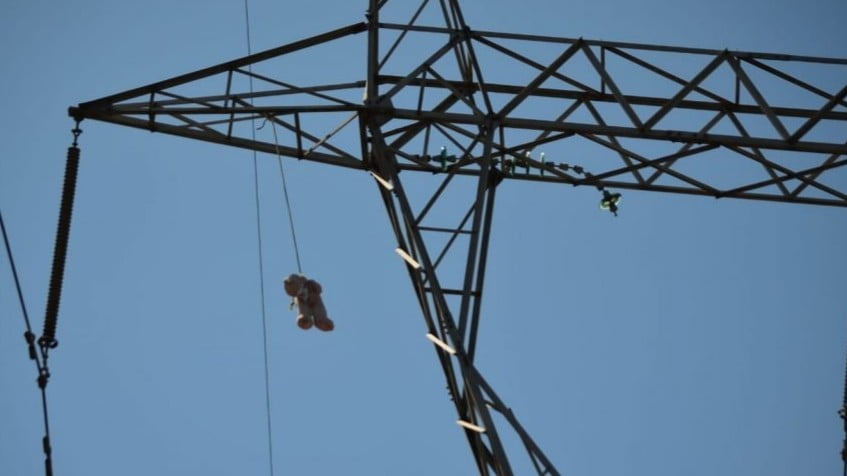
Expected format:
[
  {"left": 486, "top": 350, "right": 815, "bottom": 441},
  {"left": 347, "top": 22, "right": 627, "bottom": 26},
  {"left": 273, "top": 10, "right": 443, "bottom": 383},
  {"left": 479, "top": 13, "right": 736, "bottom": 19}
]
[
  {"left": 2, "top": 207, "right": 56, "bottom": 476},
  {"left": 268, "top": 117, "right": 303, "bottom": 274},
  {"left": 243, "top": 2, "right": 275, "bottom": 476}
]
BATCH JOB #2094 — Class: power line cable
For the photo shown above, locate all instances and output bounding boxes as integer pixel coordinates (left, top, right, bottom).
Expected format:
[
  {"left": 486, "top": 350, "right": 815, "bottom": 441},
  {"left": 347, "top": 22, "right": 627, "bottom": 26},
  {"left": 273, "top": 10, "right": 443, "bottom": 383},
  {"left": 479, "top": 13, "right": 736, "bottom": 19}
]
[
  {"left": 243, "top": 2, "right": 276, "bottom": 476},
  {"left": 840, "top": 335, "right": 847, "bottom": 476},
  {"left": 1, "top": 208, "right": 41, "bottom": 368},
  {"left": 1, "top": 207, "right": 55, "bottom": 476}
]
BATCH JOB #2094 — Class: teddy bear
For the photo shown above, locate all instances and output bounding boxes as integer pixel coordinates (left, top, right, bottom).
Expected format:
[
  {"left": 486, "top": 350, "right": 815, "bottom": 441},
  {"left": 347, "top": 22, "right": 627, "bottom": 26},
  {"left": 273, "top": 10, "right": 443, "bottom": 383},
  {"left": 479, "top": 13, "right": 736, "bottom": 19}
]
[{"left": 283, "top": 274, "right": 334, "bottom": 332}]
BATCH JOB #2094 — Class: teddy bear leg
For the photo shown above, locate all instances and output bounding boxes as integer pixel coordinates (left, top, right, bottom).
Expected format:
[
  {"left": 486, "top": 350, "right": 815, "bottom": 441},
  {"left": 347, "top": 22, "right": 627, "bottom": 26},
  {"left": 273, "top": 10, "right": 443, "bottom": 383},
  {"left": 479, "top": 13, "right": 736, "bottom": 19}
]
[
  {"left": 314, "top": 315, "right": 334, "bottom": 332},
  {"left": 296, "top": 314, "right": 313, "bottom": 330}
]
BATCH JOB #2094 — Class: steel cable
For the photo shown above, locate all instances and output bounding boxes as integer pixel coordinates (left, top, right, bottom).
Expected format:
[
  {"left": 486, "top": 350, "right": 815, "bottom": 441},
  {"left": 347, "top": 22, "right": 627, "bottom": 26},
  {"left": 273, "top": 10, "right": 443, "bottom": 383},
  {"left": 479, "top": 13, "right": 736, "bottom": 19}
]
[
  {"left": 244, "top": 2, "right": 276, "bottom": 476},
  {"left": 1, "top": 207, "right": 55, "bottom": 476}
]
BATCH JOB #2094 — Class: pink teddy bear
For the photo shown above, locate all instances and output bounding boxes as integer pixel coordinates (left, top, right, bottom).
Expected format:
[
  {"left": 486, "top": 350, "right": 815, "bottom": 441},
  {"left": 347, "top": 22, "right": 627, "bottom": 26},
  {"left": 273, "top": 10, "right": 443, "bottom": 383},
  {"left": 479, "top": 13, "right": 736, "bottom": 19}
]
[{"left": 283, "top": 274, "right": 334, "bottom": 332}]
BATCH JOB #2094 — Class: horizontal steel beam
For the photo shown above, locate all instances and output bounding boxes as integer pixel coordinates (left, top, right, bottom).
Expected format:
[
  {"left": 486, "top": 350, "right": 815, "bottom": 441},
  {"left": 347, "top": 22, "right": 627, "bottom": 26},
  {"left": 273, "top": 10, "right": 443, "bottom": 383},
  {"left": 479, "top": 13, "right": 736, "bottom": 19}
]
[
  {"left": 378, "top": 22, "right": 847, "bottom": 65},
  {"left": 376, "top": 75, "right": 847, "bottom": 120},
  {"left": 390, "top": 108, "right": 847, "bottom": 154},
  {"left": 74, "top": 22, "right": 368, "bottom": 111}
]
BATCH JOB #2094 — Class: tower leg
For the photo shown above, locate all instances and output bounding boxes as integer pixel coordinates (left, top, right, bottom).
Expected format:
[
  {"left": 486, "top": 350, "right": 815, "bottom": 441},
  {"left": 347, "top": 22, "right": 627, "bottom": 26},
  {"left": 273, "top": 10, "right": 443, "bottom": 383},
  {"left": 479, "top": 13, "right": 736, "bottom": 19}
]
[{"left": 367, "top": 120, "right": 559, "bottom": 475}]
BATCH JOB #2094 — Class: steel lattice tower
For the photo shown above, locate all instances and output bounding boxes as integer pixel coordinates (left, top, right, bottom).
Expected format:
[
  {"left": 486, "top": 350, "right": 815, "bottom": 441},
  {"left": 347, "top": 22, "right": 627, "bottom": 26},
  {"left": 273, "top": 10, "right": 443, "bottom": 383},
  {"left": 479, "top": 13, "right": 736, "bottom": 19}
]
[{"left": 65, "top": 1, "right": 847, "bottom": 474}]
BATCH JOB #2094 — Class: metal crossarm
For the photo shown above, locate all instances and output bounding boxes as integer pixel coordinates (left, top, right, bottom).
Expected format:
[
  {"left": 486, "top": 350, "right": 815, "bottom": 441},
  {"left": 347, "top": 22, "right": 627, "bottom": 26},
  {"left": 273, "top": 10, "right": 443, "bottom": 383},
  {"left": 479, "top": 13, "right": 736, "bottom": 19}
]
[
  {"left": 67, "top": 0, "right": 847, "bottom": 473},
  {"left": 69, "top": 6, "right": 847, "bottom": 208}
]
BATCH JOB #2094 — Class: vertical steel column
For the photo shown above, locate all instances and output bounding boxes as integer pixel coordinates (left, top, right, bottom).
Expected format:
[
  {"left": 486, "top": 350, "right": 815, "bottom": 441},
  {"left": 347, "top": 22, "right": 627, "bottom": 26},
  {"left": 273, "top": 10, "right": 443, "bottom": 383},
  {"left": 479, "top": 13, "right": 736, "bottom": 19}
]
[
  {"left": 456, "top": 125, "right": 498, "bottom": 354},
  {"left": 366, "top": 0, "right": 379, "bottom": 104}
]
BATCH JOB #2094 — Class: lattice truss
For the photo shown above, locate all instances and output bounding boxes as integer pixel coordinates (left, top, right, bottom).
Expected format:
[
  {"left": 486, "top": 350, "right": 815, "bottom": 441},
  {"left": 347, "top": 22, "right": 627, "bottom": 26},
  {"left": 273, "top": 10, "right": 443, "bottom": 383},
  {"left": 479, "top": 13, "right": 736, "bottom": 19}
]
[
  {"left": 69, "top": 1, "right": 847, "bottom": 475},
  {"left": 71, "top": 3, "right": 847, "bottom": 207}
]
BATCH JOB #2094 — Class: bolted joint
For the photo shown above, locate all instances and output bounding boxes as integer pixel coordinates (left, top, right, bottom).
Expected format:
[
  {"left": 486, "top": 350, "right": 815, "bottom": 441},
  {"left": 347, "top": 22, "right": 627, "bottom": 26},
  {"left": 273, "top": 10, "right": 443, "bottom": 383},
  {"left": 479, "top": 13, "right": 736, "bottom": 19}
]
[{"left": 457, "top": 25, "right": 473, "bottom": 41}]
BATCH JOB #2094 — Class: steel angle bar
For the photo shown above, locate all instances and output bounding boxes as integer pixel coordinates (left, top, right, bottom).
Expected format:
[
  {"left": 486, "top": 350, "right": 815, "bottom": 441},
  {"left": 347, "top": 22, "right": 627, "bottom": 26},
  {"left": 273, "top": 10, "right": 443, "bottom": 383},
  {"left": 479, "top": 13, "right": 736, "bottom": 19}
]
[
  {"left": 299, "top": 112, "right": 360, "bottom": 159},
  {"left": 581, "top": 44, "right": 643, "bottom": 129},
  {"left": 380, "top": 38, "right": 460, "bottom": 101},
  {"left": 230, "top": 98, "right": 360, "bottom": 162},
  {"left": 498, "top": 41, "right": 583, "bottom": 118},
  {"left": 470, "top": 366, "right": 561, "bottom": 476},
  {"left": 389, "top": 108, "right": 847, "bottom": 155},
  {"left": 75, "top": 23, "right": 368, "bottom": 111},
  {"left": 432, "top": 205, "right": 475, "bottom": 270},
  {"left": 533, "top": 98, "right": 586, "bottom": 144},
  {"left": 790, "top": 146, "right": 846, "bottom": 197},
  {"left": 725, "top": 112, "right": 791, "bottom": 196},
  {"left": 741, "top": 56, "right": 847, "bottom": 109},
  {"left": 377, "top": 74, "right": 847, "bottom": 121},
  {"left": 102, "top": 104, "right": 362, "bottom": 116},
  {"left": 789, "top": 84, "right": 847, "bottom": 143},
  {"left": 154, "top": 90, "right": 227, "bottom": 110},
  {"left": 605, "top": 46, "right": 729, "bottom": 104},
  {"left": 425, "top": 66, "right": 486, "bottom": 117},
  {"left": 728, "top": 56, "right": 792, "bottom": 140},
  {"left": 416, "top": 173, "right": 457, "bottom": 224},
  {"left": 438, "top": 5, "right": 469, "bottom": 82},
  {"left": 114, "top": 81, "right": 367, "bottom": 109},
  {"left": 419, "top": 225, "right": 473, "bottom": 234},
  {"left": 646, "top": 111, "right": 726, "bottom": 185},
  {"left": 589, "top": 143, "right": 719, "bottom": 184},
  {"left": 460, "top": 142, "right": 499, "bottom": 359},
  {"left": 429, "top": 122, "right": 486, "bottom": 170},
  {"left": 579, "top": 133, "right": 720, "bottom": 194},
  {"left": 472, "top": 35, "right": 598, "bottom": 94},
  {"left": 642, "top": 51, "right": 728, "bottom": 131},
  {"left": 470, "top": 28, "right": 847, "bottom": 65},
  {"left": 169, "top": 113, "right": 228, "bottom": 137},
  {"left": 722, "top": 145, "right": 847, "bottom": 201},
  {"left": 379, "top": 0, "right": 430, "bottom": 69},
  {"left": 389, "top": 94, "right": 461, "bottom": 150},
  {"left": 583, "top": 101, "right": 647, "bottom": 184},
  {"left": 76, "top": 111, "right": 361, "bottom": 169},
  {"left": 233, "top": 69, "right": 360, "bottom": 106},
  {"left": 379, "top": 22, "right": 847, "bottom": 65},
  {"left": 463, "top": 35, "right": 495, "bottom": 114}
]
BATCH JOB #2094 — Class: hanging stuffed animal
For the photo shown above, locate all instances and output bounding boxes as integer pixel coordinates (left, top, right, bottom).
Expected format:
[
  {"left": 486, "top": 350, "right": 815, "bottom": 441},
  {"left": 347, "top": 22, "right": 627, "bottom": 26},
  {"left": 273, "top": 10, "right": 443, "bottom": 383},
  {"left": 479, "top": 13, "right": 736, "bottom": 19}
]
[{"left": 283, "top": 274, "right": 334, "bottom": 332}]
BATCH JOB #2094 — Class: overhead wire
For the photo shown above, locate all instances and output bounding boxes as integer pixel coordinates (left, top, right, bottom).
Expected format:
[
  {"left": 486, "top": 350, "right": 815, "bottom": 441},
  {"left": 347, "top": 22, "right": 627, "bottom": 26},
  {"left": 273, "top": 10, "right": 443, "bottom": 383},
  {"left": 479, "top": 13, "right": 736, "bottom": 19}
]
[
  {"left": 1, "top": 208, "right": 40, "bottom": 368},
  {"left": 243, "top": 1, "right": 275, "bottom": 476},
  {"left": 841, "top": 335, "right": 847, "bottom": 476},
  {"left": 1, "top": 207, "right": 55, "bottom": 476}
]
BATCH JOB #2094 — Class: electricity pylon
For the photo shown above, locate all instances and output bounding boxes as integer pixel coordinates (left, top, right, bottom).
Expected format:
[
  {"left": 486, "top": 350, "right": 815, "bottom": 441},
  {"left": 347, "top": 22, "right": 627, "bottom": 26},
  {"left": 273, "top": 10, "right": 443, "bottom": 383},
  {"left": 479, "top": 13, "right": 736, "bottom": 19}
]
[{"left": 67, "top": 1, "right": 847, "bottom": 474}]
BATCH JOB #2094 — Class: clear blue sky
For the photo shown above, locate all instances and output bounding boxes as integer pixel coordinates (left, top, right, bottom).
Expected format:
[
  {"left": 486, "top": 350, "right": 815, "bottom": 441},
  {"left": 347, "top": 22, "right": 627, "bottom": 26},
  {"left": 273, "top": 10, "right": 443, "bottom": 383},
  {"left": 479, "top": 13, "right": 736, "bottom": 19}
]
[{"left": 1, "top": 1, "right": 845, "bottom": 475}]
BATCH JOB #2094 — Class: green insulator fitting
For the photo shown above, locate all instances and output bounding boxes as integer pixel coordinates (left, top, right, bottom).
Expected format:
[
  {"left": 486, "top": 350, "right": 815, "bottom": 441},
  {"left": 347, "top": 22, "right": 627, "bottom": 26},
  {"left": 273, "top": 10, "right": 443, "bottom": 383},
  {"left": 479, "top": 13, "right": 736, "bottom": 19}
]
[
  {"left": 439, "top": 146, "right": 447, "bottom": 171},
  {"left": 540, "top": 152, "right": 546, "bottom": 176},
  {"left": 599, "top": 191, "right": 622, "bottom": 216}
]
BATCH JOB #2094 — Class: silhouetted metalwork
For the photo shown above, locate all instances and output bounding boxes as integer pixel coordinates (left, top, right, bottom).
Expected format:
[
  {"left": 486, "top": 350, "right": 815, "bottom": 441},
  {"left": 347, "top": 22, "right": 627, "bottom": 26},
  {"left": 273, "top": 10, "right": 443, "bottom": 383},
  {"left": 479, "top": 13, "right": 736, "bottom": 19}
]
[{"left": 68, "top": 1, "right": 847, "bottom": 474}]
